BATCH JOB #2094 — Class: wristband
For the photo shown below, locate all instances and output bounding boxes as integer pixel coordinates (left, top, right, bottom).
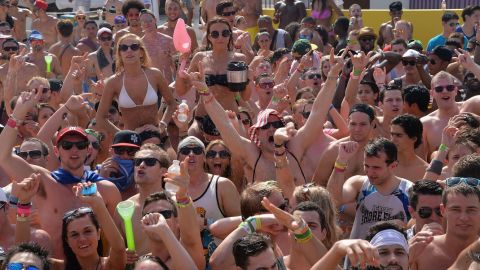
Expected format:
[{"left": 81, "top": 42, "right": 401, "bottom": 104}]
[
  {"left": 439, "top": 144, "right": 449, "bottom": 152},
  {"left": 334, "top": 161, "right": 347, "bottom": 169},
  {"left": 353, "top": 68, "right": 362, "bottom": 76},
  {"left": 176, "top": 196, "right": 192, "bottom": 208},
  {"left": 198, "top": 87, "right": 210, "bottom": 95},
  {"left": 426, "top": 159, "right": 444, "bottom": 175},
  {"left": 295, "top": 228, "right": 313, "bottom": 243},
  {"left": 271, "top": 96, "right": 279, "bottom": 103},
  {"left": 17, "top": 206, "right": 31, "bottom": 218},
  {"left": 239, "top": 217, "right": 262, "bottom": 234},
  {"left": 16, "top": 215, "right": 29, "bottom": 222}
]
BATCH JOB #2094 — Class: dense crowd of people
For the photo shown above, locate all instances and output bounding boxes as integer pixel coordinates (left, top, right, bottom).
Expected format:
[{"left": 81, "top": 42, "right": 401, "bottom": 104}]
[{"left": 1, "top": 0, "right": 480, "bottom": 269}]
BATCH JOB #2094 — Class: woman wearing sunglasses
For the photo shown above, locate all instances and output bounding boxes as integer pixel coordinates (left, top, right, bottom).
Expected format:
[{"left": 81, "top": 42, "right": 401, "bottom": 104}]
[
  {"left": 204, "top": 140, "right": 232, "bottom": 180},
  {"left": 176, "top": 18, "right": 246, "bottom": 135},
  {"left": 95, "top": 33, "right": 176, "bottom": 132}
]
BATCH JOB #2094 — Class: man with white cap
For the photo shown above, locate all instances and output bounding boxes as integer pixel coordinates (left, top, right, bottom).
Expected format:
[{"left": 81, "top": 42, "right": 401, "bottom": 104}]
[
  {"left": 389, "top": 49, "right": 431, "bottom": 90},
  {"left": 87, "top": 27, "right": 115, "bottom": 79},
  {"left": 311, "top": 221, "right": 409, "bottom": 270}
]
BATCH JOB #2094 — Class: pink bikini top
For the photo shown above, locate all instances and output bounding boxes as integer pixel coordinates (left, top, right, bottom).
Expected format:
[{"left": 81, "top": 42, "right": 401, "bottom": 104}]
[{"left": 312, "top": 8, "right": 331, "bottom": 20}]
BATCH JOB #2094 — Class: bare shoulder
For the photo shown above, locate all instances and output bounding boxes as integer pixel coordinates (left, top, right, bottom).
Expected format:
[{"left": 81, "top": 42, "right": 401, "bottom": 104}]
[
  {"left": 461, "top": 95, "right": 480, "bottom": 111},
  {"left": 421, "top": 110, "right": 439, "bottom": 123},
  {"left": 97, "top": 179, "right": 118, "bottom": 191}
]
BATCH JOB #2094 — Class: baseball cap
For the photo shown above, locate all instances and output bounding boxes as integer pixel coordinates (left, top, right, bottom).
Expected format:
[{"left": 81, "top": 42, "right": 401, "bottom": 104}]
[
  {"left": 0, "top": 187, "right": 7, "bottom": 203},
  {"left": 178, "top": 136, "right": 205, "bottom": 152},
  {"left": 402, "top": 49, "right": 420, "bottom": 58},
  {"left": 292, "top": 39, "right": 318, "bottom": 58},
  {"left": 56, "top": 127, "right": 89, "bottom": 144},
  {"left": 29, "top": 30, "right": 43, "bottom": 41},
  {"left": 111, "top": 130, "right": 141, "bottom": 148},
  {"left": 97, "top": 27, "right": 112, "bottom": 37},
  {"left": 34, "top": 0, "right": 48, "bottom": 10}
]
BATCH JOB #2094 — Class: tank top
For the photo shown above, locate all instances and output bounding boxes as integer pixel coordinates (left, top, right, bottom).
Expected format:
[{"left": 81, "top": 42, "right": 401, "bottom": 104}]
[
  {"left": 349, "top": 177, "right": 412, "bottom": 241},
  {"left": 193, "top": 174, "right": 225, "bottom": 227},
  {"left": 273, "top": 29, "right": 287, "bottom": 50}
]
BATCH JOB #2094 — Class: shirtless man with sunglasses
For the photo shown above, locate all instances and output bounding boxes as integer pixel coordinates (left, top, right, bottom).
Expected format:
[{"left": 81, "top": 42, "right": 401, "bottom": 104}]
[{"left": 0, "top": 92, "right": 121, "bottom": 259}]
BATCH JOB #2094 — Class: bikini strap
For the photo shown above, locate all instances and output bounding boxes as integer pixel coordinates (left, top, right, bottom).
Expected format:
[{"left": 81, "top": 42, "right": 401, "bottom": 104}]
[
  {"left": 286, "top": 148, "right": 307, "bottom": 184},
  {"left": 252, "top": 150, "right": 262, "bottom": 185}
]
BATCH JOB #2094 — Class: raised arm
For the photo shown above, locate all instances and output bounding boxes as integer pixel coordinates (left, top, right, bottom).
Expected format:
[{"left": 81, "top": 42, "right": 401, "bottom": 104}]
[
  {"left": 423, "top": 125, "right": 456, "bottom": 181},
  {"left": 95, "top": 76, "right": 121, "bottom": 132},
  {"left": 327, "top": 106, "right": 349, "bottom": 139},
  {"left": 292, "top": 49, "right": 345, "bottom": 154},
  {"left": 164, "top": 157, "right": 205, "bottom": 270},
  {"left": 342, "top": 52, "right": 368, "bottom": 108},
  {"left": 142, "top": 213, "right": 198, "bottom": 270},
  {"left": 311, "top": 239, "right": 378, "bottom": 270},
  {"left": 59, "top": 53, "right": 89, "bottom": 102},
  {"left": 73, "top": 182, "right": 126, "bottom": 270},
  {"left": 12, "top": 172, "right": 41, "bottom": 245}
]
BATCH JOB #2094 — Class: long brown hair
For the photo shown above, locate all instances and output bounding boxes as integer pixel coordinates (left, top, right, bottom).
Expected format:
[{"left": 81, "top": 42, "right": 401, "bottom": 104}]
[
  {"left": 115, "top": 33, "right": 151, "bottom": 73},
  {"left": 206, "top": 17, "right": 233, "bottom": 51}
]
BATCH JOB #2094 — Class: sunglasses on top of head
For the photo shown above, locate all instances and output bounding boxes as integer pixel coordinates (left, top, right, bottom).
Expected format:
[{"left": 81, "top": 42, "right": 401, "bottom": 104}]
[
  {"left": 260, "top": 120, "right": 284, "bottom": 130},
  {"left": 59, "top": 140, "right": 90, "bottom": 150},
  {"left": 445, "top": 177, "right": 480, "bottom": 187},
  {"left": 209, "top": 29, "right": 231, "bottom": 39},
  {"left": 118, "top": 43, "right": 140, "bottom": 52},
  {"left": 434, "top": 84, "right": 455, "bottom": 93}
]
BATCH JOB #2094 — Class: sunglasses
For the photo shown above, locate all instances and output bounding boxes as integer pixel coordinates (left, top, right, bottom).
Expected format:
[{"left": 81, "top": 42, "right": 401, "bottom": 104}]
[
  {"left": 118, "top": 43, "right": 140, "bottom": 52},
  {"left": 143, "top": 209, "right": 176, "bottom": 219},
  {"left": 99, "top": 36, "right": 112, "bottom": 42},
  {"left": 206, "top": 150, "right": 231, "bottom": 159},
  {"left": 446, "top": 177, "right": 480, "bottom": 187},
  {"left": 16, "top": 150, "right": 43, "bottom": 159},
  {"left": 3, "top": 46, "right": 18, "bottom": 52},
  {"left": 91, "top": 141, "right": 100, "bottom": 150},
  {"left": 434, "top": 84, "right": 455, "bottom": 93},
  {"left": 307, "top": 73, "right": 321, "bottom": 79},
  {"left": 301, "top": 111, "right": 311, "bottom": 119},
  {"left": 417, "top": 206, "right": 442, "bottom": 219},
  {"left": 210, "top": 29, "right": 231, "bottom": 39},
  {"left": 32, "top": 87, "right": 49, "bottom": 94},
  {"left": 260, "top": 120, "right": 284, "bottom": 130},
  {"left": 258, "top": 81, "right": 275, "bottom": 89},
  {"left": 241, "top": 118, "right": 252, "bottom": 125},
  {"left": 59, "top": 140, "right": 90, "bottom": 150},
  {"left": 113, "top": 146, "right": 138, "bottom": 156},
  {"left": 63, "top": 207, "right": 93, "bottom": 220},
  {"left": 402, "top": 59, "right": 416, "bottom": 66},
  {"left": 359, "top": 37, "right": 375, "bottom": 42},
  {"left": 221, "top": 11, "right": 236, "bottom": 16},
  {"left": 134, "top": 157, "right": 160, "bottom": 166},
  {"left": 7, "top": 263, "right": 39, "bottom": 270},
  {"left": 179, "top": 146, "right": 204, "bottom": 155},
  {"left": 449, "top": 22, "right": 460, "bottom": 27},
  {"left": 76, "top": 16, "right": 86, "bottom": 20}
]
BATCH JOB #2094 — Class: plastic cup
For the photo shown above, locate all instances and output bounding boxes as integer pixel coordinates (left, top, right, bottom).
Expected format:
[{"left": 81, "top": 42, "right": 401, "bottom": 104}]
[
  {"left": 44, "top": 55, "right": 53, "bottom": 73},
  {"left": 117, "top": 200, "right": 136, "bottom": 251}
]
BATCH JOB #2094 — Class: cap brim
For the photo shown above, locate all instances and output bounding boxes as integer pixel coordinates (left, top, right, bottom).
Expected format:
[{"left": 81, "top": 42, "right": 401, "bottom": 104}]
[
  {"left": 56, "top": 130, "right": 88, "bottom": 143},
  {"left": 111, "top": 143, "right": 140, "bottom": 148}
]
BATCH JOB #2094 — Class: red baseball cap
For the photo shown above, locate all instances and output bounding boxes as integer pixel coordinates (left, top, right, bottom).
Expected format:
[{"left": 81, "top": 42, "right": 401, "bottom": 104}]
[
  {"left": 34, "top": 0, "right": 48, "bottom": 10},
  {"left": 56, "top": 127, "right": 88, "bottom": 144}
]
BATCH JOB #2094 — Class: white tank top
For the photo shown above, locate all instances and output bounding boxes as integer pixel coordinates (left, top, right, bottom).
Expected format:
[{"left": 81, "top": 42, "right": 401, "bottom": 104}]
[{"left": 193, "top": 174, "right": 225, "bottom": 227}]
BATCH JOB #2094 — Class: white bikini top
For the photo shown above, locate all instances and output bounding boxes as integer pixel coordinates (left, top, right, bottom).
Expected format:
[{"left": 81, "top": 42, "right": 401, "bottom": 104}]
[{"left": 119, "top": 70, "right": 157, "bottom": 108}]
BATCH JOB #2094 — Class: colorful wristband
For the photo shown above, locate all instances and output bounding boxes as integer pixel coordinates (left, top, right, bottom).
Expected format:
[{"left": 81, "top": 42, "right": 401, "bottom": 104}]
[{"left": 439, "top": 144, "right": 449, "bottom": 152}]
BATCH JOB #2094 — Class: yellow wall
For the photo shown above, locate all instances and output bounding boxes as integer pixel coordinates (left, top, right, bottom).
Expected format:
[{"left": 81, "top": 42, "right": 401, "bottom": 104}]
[{"left": 264, "top": 9, "right": 463, "bottom": 48}]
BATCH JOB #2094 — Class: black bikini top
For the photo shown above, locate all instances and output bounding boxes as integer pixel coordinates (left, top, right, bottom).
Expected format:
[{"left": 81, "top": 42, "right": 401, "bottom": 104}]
[{"left": 205, "top": 74, "right": 228, "bottom": 87}]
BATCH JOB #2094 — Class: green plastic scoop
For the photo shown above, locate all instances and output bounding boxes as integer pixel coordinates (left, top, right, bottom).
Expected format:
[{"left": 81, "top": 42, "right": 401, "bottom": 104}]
[{"left": 117, "top": 200, "right": 136, "bottom": 251}]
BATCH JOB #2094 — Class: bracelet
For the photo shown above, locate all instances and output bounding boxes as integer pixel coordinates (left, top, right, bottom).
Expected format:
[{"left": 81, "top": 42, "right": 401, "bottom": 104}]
[
  {"left": 274, "top": 150, "right": 286, "bottom": 156},
  {"left": 198, "top": 86, "right": 210, "bottom": 95},
  {"left": 426, "top": 159, "right": 444, "bottom": 175},
  {"left": 235, "top": 94, "right": 241, "bottom": 101},
  {"left": 175, "top": 196, "right": 192, "bottom": 208},
  {"left": 439, "top": 144, "right": 449, "bottom": 152},
  {"left": 274, "top": 143, "right": 285, "bottom": 148},
  {"left": 65, "top": 105, "right": 72, "bottom": 113},
  {"left": 271, "top": 96, "right": 279, "bottom": 103},
  {"left": 16, "top": 215, "right": 29, "bottom": 222},
  {"left": 353, "top": 68, "right": 362, "bottom": 76},
  {"left": 239, "top": 217, "right": 262, "bottom": 234},
  {"left": 334, "top": 161, "right": 347, "bottom": 169},
  {"left": 295, "top": 228, "right": 313, "bottom": 243}
]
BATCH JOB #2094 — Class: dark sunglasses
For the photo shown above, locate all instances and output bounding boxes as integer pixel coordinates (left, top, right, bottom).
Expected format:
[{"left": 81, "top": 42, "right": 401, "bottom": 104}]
[
  {"left": 7, "top": 263, "right": 39, "bottom": 270},
  {"left": 258, "top": 82, "right": 275, "bottom": 89},
  {"left": 76, "top": 16, "right": 86, "bottom": 20},
  {"left": 59, "top": 140, "right": 90, "bottom": 150},
  {"left": 118, "top": 43, "right": 140, "bottom": 52},
  {"left": 3, "top": 46, "right": 18, "bottom": 52},
  {"left": 434, "top": 84, "right": 455, "bottom": 93},
  {"left": 402, "top": 59, "right": 416, "bottom": 66},
  {"left": 301, "top": 111, "right": 311, "bottom": 119},
  {"left": 417, "top": 206, "right": 442, "bottom": 219},
  {"left": 221, "top": 11, "right": 236, "bottom": 16},
  {"left": 99, "top": 36, "right": 112, "bottom": 41},
  {"left": 134, "top": 157, "right": 160, "bottom": 167},
  {"left": 113, "top": 146, "right": 138, "bottom": 156},
  {"left": 206, "top": 150, "right": 231, "bottom": 159},
  {"left": 143, "top": 209, "right": 176, "bottom": 219},
  {"left": 179, "top": 146, "right": 204, "bottom": 155},
  {"left": 446, "top": 177, "right": 480, "bottom": 187},
  {"left": 359, "top": 37, "right": 375, "bottom": 42},
  {"left": 63, "top": 207, "right": 93, "bottom": 220},
  {"left": 32, "top": 87, "right": 49, "bottom": 94},
  {"left": 260, "top": 120, "right": 284, "bottom": 130},
  {"left": 16, "top": 150, "right": 43, "bottom": 159},
  {"left": 91, "top": 141, "right": 100, "bottom": 150},
  {"left": 210, "top": 29, "right": 231, "bottom": 39},
  {"left": 241, "top": 118, "right": 252, "bottom": 125},
  {"left": 307, "top": 73, "right": 321, "bottom": 79}
]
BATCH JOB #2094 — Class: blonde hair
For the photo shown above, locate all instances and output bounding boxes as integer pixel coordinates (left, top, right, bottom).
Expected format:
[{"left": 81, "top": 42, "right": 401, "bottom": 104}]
[
  {"left": 115, "top": 33, "right": 151, "bottom": 73},
  {"left": 27, "top": 76, "right": 50, "bottom": 88},
  {"left": 293, "top": 185, "right": 338, "bottom": 249}
]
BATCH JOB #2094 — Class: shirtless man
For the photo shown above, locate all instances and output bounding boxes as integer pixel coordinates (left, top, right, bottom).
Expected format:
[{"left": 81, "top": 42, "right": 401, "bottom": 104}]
[
  {"left": 87, "top": 27, "right": 115, "bottom": 79},
  {"left": 273, "top": 0, "right": 306, "bottom": 30},
  {"left": 31, "top": 0, "right": 58, "bottom": 48},
  {"left": 201, "top": 0, "right": 220, "bottom": 26},
  {"left": 103, "top": 0, "right": 123, "bottom": 26},
  {"left": 76, "top": 20, "right": 99, "bottom": 54},
  {"left": 377, "top": 1, "right": 402, "bottom": 49},
  {"left": 197, "top": 51, "right": 344, "bottom": 185},
  {"left": 26, "top": 31, "right": 62, "bottom": 79},
  {"left": 390, "top": 114, "right": 428, "bottom": 182},
  {"left": 49, "top": 20, "right": 81, "bottom": 78},
  {"left": 390, "top": 49, "right": 431, "bottom": 91},
  {"left": 115, "top": 0, "right": 144, "bottom": 42},
  {"left": 312, "top": 103, "right": 375, "bottom": 187},
  {"left": 0, "top": 94, "right": 121, "bottom": 258},
  {"left": 421, "top": 71, "right": 462, "bottom": 158},
  {"left": 7, "top": 0, "right": 31, "bottom": 42},
  {"left": 0, "top": 38, "right": 38, "bottom": 97},
  {"left": 411, "top": 183, "right": 480, "bottom": 270},
  {"left": 375, "top": 87, "right": 404, "bottom": 138},
  {"left": 157, "top": 0, "right": 198, "bottom": 53},
  {"left": 233, "top": 0, "right": 261, "bottom": 41},
  {"left": 140, "top": 9, "right": 175, "bottom": 83}
]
